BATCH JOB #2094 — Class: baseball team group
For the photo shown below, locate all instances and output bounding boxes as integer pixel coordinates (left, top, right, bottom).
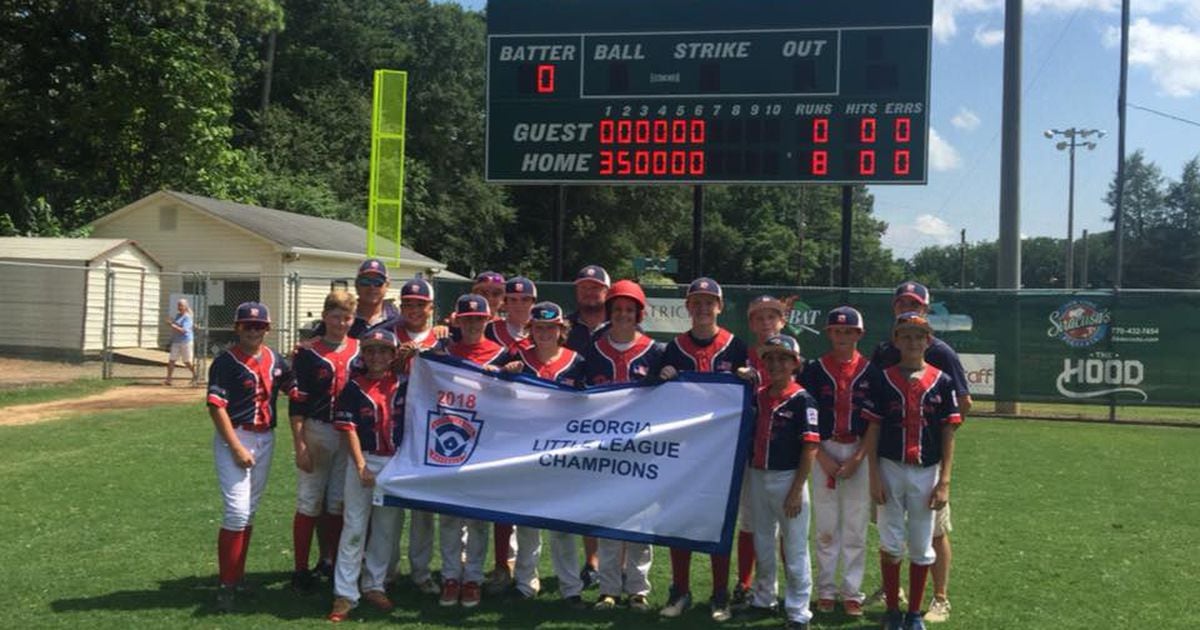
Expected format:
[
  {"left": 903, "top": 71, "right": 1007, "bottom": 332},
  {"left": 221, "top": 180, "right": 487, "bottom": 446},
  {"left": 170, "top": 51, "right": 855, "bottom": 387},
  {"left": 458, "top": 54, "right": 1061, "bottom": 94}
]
[{"left": 204, "top": 257, "right": 970, "bottom": 630}]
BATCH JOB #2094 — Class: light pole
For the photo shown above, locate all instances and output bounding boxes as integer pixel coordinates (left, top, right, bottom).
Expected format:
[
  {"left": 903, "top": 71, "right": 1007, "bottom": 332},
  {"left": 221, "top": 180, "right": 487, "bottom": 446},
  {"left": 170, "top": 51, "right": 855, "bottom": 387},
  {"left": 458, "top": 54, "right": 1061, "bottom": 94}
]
[{"left": 1044, "top": 128, "right": 1104, "bottom": 289}]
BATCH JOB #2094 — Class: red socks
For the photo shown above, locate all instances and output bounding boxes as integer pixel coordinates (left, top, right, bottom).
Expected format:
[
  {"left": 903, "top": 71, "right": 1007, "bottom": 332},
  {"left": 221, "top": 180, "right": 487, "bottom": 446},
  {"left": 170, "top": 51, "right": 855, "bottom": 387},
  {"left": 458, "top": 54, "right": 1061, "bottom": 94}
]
[
  {"left": 710, "top": 553, "right": 730, "bottom": 597},
  {"left": 218, "top": 528, "right": 246, "bottom": 587},
  {"left": 238, "top": 526, "right": 253, "bottom": 578},
  {"left": 494, "top": 524, "right": 514, "bottom": 572},
  {"left": 881, "top": 552, "right": 902, "bottom": 611},
  {"left": 318, "top": 513, "right": 343, "bottom": 565},
  {"left": 908, "top": 563, "right": 931, "bottom": 613},
  {"left": 736, "top": 531, "right": 755, "bottom": 589},
  {"left": 293, "top": 513, "right": 318, "bottom": 572},
  {"left": 670, "top": 548, "right": 692, "bottom": 592},
  {"left": 584, "top": 536, "right": 598, "bottom": 569}
]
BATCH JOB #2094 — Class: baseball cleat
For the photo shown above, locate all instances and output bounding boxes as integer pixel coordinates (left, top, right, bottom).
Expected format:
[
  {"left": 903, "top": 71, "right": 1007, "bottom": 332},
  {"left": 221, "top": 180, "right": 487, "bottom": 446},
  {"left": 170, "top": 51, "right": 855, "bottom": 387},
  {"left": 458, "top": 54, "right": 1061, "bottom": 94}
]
[
  {"left": 362, "top": 590, "right": 394, "bottom": 612},
  {"left": 660, "top": 587, "right": 692, "bottom": 617},
  {"left": 628, "top": 594, "right": 651, "bottom": 611},
  {"left": 817, "top": 598, "right": 836, "bottom": 613},
  {"left": 905, "top": 611, "right": 928, "bottom": 630},
  {"left": 328, "top": 596, "right": 353, "bottom": 622},
  {"left": 925, "top": 597, "right": 951, "bottom": 622},
  {"left": 439, "top": 579, "right": 461, "bottom": 607},
  {"left": 730, "top": 584, "right": 751, "bottom": 611},
  {"left": 710, "top": 592, "right": 732, "bottom": 622},
  {"left": 593, "top": 594, "right": 618, "bottom": 610},
  {"left": 460, "top": 581, "right": 482, "bottom": 608},
  {"left": 579, "top": 565, "right": 599, "bottom": 590},
  {"left": 314, "top": 559, "right": 335, "bottom": 580},
  {"left": 484, "top": 567, "right": 513, "bottom": 595},
  {"left": 843, "top": 599, "right": 865, "bottom": 617},
  {"left": 868, "top": 586, "right": 907, "bottom": 607},
  {"left": 290, "top": 569, "right": 316, "bottom": 592},
  {"left": 883, "top": 609, "right": 905, "bottom": 630},
  {"left": 215, "top": 585, "right": 235, "bottom": 614}
]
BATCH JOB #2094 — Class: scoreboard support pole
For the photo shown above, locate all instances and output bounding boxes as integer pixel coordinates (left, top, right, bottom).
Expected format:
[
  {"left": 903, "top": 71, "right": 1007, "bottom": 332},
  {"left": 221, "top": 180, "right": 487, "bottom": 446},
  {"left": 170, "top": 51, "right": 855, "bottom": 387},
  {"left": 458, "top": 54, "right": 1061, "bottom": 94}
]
[
  {"left": 693, "top": 186, "right": 705, "bottom": 277},
  {"left": 840, "top": 185, "right": 853, "bottom": 287},
  {"left": 553, "top": 185, "right": 566, "bottom": 281}
]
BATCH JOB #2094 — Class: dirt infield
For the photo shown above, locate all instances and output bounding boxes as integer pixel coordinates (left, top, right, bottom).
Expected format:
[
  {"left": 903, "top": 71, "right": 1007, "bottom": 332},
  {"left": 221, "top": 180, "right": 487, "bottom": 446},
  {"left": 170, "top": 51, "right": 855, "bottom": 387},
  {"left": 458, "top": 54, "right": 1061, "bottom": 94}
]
[{"left": 0, "top": 385, "right": 201, "bottom": 426}]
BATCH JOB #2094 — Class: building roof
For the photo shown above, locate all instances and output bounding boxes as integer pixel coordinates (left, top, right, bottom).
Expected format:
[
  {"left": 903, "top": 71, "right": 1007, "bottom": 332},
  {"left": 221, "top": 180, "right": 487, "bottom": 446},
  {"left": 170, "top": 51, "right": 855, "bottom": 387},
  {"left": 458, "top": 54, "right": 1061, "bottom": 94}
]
[
  {"left": 91, "top": 190, "right": 451, "bottom": 272},
  {"left": 0, "top": 237, "right": 160, "bottom": 267}
]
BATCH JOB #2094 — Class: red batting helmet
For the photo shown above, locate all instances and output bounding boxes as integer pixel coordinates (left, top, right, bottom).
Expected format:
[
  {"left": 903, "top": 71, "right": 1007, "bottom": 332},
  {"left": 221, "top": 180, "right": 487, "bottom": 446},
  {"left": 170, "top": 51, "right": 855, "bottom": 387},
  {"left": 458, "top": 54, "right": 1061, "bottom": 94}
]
[{"left": 605, "top": 280, "right": 647, "bottom": 323}]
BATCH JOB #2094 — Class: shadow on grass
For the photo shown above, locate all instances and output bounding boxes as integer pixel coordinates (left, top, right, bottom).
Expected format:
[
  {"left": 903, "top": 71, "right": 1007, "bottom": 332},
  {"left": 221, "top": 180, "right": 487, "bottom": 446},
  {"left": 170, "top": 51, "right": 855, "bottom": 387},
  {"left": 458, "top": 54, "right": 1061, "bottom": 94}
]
[{"left": 49, "top": 572, "right": 882, "bottom": 628}]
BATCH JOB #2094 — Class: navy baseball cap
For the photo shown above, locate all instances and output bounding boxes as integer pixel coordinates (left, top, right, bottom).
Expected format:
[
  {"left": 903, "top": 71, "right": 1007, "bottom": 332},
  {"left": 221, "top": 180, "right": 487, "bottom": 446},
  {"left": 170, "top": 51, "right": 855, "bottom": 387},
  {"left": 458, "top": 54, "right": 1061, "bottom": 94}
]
[
  {"left": 357, "top": 258, "right": 389, "bottom": 279},
  {"left": 529, "top": 301, "right": 566, "bottom": 326},
  {"left": 575, "top": 265, "right": 612, "bottom": 287},
  {"left": 455, "top": 294, "right": 492, "bottom": 318},
  {"left": 472, "top": 271, "right": 505, "bottom": 287},
  {"left": 360, "top": 328, "right": 399, "bottom": 348},
  {"left": 506, "top": 276, "right": 537, "bottom": 298},
  {"left": 826, "top": 306, "right": 865, "bottom": 330},
  {"left": 894, "top": 281, "right": 930, "bottom": 306},
  {"left": 400, "top": 278, "right": 434, "bottom": 302},
  {"left": 687, "top": 277, "right": 723, "bottom": 300},
  {"left": 760, "top": 334, "right": 802, "bottom": 359},
  {"left": 747, "top": 294, "right": 786, "bottom": 316},
  {"left": 235, "top": 301, "right": 271, "bottom": 324},
  {"left": 894, "top": 311, "right": 933, "bottom": 333}
]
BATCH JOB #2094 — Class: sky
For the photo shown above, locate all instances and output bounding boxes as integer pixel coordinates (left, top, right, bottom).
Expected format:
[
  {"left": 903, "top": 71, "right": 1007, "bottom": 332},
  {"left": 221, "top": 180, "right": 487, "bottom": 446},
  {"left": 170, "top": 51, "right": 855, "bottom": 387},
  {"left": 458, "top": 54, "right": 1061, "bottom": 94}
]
[{"left": 447, "top": 0, "right": 1200, "bottom": 259}]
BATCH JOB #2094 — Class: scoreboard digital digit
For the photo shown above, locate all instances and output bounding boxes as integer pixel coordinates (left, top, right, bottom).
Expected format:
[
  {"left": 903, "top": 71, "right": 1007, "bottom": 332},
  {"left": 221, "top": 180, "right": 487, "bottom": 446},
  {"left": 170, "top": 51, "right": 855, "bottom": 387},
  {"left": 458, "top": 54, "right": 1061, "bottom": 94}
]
[{"left": 485, "top": 0, "right": 932, "bottom": 185}]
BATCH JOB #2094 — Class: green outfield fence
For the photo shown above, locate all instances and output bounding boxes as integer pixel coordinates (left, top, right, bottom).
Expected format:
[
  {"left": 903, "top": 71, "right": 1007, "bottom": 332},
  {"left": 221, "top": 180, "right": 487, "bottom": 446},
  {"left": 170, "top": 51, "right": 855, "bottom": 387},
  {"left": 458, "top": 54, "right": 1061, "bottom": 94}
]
[{"left": 433, "top": 279, "right": 1200, "bottom": 409}]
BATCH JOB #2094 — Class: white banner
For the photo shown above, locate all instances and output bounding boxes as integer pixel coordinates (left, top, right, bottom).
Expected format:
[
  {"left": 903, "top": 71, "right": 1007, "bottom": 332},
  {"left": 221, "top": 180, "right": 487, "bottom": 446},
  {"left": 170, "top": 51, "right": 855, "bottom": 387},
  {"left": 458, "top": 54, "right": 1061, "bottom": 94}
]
[
  {"left": 960, "top": 353, "right": 996, "bottom": 396},
  {"left": 376, "top": 355, "right": 754, "bottom": 553}
]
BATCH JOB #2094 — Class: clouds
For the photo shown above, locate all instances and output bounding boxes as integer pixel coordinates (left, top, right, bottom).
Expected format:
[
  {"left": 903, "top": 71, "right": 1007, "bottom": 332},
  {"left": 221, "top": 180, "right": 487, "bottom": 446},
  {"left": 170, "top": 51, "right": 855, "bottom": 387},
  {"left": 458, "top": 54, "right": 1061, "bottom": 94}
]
[
  {"left": 972, "top": 25, "right": 1005, "bottom": 47},
  {"left": 1105, "top": 17, "right": 1200, "bottom": 97},
  {"left": 882, "top": 214, "right": 959, "bottom": 254},
  {"left": 929, "top": 128, "right": 964, "bottom": 172},
  {"left": 951, "top": 107, "right": 982, "bottom": 131}
]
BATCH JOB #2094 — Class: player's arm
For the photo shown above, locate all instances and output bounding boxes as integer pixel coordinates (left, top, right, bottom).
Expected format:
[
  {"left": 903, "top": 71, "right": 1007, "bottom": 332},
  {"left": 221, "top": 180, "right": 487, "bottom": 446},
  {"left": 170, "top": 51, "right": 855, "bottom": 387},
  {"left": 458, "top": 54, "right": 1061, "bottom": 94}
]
[
  {"left": 931, "top": 380, "right": 963, "bottom": 509},
  {"left": 343, "top": 429, "right": 372, "bottom": 487},
  {"left": 287, "top": 351, "right": 314, "bottom": 472},
  {"left": 658, "top": 342, "right": 681, "bottom": 381},
  {"left": 862, "top": 370, "right": 886, "bottom": 504},
  {"left": 943, "top": 347, "right": 973, "bottom": 414},
  {"left": 207, "top": 360, "right": 253, "bottom": 467},
  {"left": 784, "top": 402, "right": 820, "bottom": 518}
]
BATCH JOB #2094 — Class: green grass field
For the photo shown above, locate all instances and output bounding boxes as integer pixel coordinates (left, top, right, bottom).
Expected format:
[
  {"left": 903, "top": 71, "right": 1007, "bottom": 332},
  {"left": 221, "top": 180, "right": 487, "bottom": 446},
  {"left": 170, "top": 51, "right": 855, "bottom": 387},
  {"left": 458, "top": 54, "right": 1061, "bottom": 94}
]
[
  {"left": 0, "top": 378, "right": 116, "bottom": 407},
  {"left": 2, "top": 402, "right": 1198, "bottom": 629}
]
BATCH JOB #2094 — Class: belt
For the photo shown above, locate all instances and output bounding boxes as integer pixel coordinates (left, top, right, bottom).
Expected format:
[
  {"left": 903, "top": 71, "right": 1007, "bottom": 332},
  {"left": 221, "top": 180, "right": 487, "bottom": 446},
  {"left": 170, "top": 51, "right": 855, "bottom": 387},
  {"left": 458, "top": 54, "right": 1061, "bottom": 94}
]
[
  {"left": 832, "top": 434, "right": 859, "bottom": 444},
  {"left": 236, "top": 423, "right": 272, "bottom": 433}
]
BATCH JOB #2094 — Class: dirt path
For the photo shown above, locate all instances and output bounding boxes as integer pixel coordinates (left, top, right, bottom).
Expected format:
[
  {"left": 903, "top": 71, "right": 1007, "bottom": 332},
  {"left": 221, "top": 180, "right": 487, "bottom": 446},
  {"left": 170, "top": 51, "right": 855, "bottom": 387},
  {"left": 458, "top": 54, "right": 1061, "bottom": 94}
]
[
  {"left": 0, "top": 358, "right": 100, "bottom": 387},
  {"left": 0, "top": 385, "right": 201, "bottom": 426}
]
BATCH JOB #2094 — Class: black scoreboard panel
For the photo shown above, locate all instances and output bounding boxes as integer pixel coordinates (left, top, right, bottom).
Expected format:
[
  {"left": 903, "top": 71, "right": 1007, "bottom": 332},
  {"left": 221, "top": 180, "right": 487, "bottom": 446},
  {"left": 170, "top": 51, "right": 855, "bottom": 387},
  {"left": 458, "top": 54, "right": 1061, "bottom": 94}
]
[{"left": 486, "top": 0, "right": 933, "bottom": 185}]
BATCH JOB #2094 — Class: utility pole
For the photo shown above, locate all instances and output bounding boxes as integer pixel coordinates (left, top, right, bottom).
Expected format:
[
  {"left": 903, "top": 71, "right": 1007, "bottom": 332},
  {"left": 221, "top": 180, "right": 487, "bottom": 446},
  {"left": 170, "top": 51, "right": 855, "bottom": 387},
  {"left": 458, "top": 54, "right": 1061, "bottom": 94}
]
[
  {"left": 996, "top": 0, "right": 1023, "bottom": 415},
  {"left": 1115, "top": 0, "right": 1130, "bottom": 289},
  {"left": 1044, "top": 128, "right": 1104, "bottom": 289},
  {"left": 959, "top": 228, "right": 967, "bottom": 289}
]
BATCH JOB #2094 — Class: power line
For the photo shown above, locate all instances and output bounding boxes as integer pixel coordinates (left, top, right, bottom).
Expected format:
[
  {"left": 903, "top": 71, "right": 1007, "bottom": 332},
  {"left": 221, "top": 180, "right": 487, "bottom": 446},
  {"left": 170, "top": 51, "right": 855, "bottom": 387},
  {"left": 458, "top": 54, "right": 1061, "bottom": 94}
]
[{"left": 1128, "top": 102, "right": 1200, "bottom": 129}]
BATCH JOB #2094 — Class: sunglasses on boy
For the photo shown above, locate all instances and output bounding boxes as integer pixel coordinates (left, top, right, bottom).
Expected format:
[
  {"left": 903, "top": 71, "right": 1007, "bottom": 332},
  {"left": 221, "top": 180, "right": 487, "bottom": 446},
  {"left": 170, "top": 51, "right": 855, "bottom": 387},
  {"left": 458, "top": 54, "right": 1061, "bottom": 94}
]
[{"left": 356, "top": 275, "right": 387, "bottom": 287}]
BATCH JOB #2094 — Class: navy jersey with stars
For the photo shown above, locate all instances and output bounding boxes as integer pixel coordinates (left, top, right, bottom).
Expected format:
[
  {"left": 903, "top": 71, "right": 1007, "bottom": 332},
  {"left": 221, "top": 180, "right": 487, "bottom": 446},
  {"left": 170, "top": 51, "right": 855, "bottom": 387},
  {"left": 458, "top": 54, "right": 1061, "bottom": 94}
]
[
  {"left": 659, "top": 328, "right": 749, "bottom": 375},
  {"left": 565, "top": 311, "right": 610, "bottom": 354},
  {"left": 870, "top": 365, "right": 962, "bottom": 467},
  {"left": 750, "top": 382, "right": 821, "bottom": 471},
  {"left": 871, "top": 337, "right": 970, "bottom": 399},
  {"left": 207, "top": 345, "right": 294, "bottom": 430},
  {"left": 800, "top": 352, "right": 881, "bottom": 441},
  {"left": 485, "top": 319, "right": 532, "bottom": 353},
  {"left": 334, "top": 374, "right": 407, "bottom": 456},
  {"left": 289, "top": 338, "right": 360, "bottom": 423},
  {"left": 511, "top": 346, "right": 587, "bottom": 388},
  {"left": 584, "top": 334, "right": 664, "bottom": 385}
]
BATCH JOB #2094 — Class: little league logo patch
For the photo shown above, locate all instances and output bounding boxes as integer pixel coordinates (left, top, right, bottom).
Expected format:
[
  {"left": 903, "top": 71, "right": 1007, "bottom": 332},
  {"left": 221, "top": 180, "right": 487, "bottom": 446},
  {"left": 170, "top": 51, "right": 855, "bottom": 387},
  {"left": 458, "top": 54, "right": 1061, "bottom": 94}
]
[
  {"left": 425, "top": 408, "right": 484, "bottom": 467},
  {"left": 1047, "top": 300, "right": 1111, "bottom": 347}
]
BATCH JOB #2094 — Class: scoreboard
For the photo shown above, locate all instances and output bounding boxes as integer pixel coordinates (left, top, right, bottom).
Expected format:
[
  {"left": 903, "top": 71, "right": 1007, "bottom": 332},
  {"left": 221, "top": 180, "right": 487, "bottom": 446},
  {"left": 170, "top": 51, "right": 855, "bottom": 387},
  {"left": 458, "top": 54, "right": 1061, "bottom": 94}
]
[{"left": 485, "top": 0, "right": 932, "bottom": 185}]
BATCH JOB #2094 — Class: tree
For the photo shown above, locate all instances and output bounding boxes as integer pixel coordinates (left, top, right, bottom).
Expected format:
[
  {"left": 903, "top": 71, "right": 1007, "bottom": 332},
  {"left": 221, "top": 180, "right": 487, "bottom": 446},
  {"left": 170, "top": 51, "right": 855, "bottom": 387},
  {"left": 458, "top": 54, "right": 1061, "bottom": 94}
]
[
  {"left": 0, "top": 1, "right": 282, "bottom": 233},
  {"left": 1105, "top": 150, "right": 1164, "bottom": 243}
]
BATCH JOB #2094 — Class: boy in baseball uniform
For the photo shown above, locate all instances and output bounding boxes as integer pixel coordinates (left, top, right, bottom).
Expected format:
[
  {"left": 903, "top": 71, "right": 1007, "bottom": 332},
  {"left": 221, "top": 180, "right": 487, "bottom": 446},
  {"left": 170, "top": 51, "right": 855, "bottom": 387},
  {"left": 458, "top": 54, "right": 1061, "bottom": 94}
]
[
  {"left": 206, "top": 302, "right": 293, "bottom": 613},
  {"left": 289, "top": 291, "right": 360, "bottom": 591},
  {"left": 800, "top": 306, "right": 880, "bottom": 617},
  {"left": 745, "top": 334, "right": 819, "bottom": 630},
  {"left": 869, "top": 313, "right": 962, "bottom": 630},
  {"left": 327, "top": 329, "right": 407, "bottom": 622}
]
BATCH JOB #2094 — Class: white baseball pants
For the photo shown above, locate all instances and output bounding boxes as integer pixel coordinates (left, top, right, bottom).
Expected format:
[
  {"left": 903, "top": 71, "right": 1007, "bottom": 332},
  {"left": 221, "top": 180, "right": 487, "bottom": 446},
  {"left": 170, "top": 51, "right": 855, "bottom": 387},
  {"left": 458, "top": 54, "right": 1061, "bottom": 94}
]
[
  {"left": 597, "top": 539, "right": 652, "bottom": 597},
  {"left": 295, "top": 419, "right": 347, "bottom": 516},
  {"left": 748, "top": 468, "right": 813, "bottom": 624},
  {"left": 440, "top": 516, "right": 489, "bottom": 583},
  {"left": 811, "top": 440, "right": 870, "bottom": 603},
  {"left": 876, "top": 458, "right": 938, "bottom": 565},
  {"left": 513, "top": 526, "right": 543, "bottom": 597},
  {"left": 407, "top": 510, "right": 436, "bottom": 583},
  {"left": 546, "top": 530, "right": 584, "bottom": 598},
  {"left": 334, "top": 454, "right": 403, "bottom": 603},
  {"left": 214, "top": 429, "right": 274, "bottom": 530}
]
